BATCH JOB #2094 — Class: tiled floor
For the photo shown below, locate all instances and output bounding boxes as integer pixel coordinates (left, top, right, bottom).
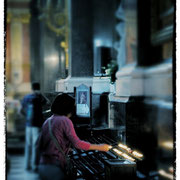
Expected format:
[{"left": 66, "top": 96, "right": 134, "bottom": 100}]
[{"left": 7, "top": 155, "right": 40, "bottom": 180}]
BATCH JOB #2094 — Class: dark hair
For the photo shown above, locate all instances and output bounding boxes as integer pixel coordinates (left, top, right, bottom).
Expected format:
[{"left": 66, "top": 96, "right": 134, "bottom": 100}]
[
  {"left": 32, "top": 82, "right": 40, "bottom": 90},
  {"left": 51, "top": 93, "right": 75, "bottom": 116}
]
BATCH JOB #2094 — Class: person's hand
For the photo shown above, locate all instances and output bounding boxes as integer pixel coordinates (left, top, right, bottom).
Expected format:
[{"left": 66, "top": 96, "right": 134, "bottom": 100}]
[
  {"left": 89, "top": 144, "right": 112, "bottom": 152},
  {"left": 99, "top": 144, "right": 112, "bottom": 152}
]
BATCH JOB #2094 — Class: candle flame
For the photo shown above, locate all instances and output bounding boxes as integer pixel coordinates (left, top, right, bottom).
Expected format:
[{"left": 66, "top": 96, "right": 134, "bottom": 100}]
[
  {"left": 113, "top": 148, "right": 135, "bottom": 162},
  {"left": 118, "top": 143, "right": 128, "bottom": 150},
  {"left": 121, "top": 153, "right": 135, "bottom": 162},
  {"left": 132, "top": 151, "right": 143, "bottom": 158},
  {"left": 113, "top": 148, "right": 123, "bottom": 155}
]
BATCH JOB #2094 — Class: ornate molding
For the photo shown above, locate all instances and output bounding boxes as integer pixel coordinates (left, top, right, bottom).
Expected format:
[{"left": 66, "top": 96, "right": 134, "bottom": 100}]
[
  {"left": 46, "top": 11, "right": 66, "bottom": 36},
  {"left": 38, "top": 5, "right": 67, "bottom": 37},
  {"left": 115, "top": 62, "right": 172, "bottom": 98},
  {"left": 7, "top": 12, "right": 31, "bottom": 24},
  {"left": 38, "top": 2, "right": 69, "bottom": 69},
  {"left": 55, "top": 76, "right": 111, "bottom": 94}
]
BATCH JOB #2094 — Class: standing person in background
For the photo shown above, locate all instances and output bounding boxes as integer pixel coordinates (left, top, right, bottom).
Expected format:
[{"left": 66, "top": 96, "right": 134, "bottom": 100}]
[
  {"left": 21, "top": 82, "right": 50, "bottom": 172},
  {"left": 38, "top": 93, "right": 112, "bottom": 180}
]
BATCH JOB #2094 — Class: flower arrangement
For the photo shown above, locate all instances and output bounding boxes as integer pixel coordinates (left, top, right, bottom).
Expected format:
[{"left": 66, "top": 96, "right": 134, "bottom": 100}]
[{"left": 102, "top": 60, "right": 118, "bottom": 83}]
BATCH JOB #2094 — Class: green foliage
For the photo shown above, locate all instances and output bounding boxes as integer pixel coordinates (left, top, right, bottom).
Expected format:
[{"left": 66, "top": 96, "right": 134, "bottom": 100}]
[{"left": 102, "top": 60, "right": 118, "bottom": 83}]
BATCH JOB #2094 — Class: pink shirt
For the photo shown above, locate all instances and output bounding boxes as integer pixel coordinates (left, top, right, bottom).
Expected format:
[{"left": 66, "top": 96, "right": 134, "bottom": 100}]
[{"left": 40, "top": 115, "right": 90, "bottom": 169}]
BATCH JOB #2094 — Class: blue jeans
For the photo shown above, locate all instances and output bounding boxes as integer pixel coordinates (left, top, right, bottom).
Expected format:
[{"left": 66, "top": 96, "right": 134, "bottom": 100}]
[
  {"left": 38, "top": 164, "right": 65, "bottom": 180},
  {"left": 25, "top": 126, "right": 40, "bottom": 170}
]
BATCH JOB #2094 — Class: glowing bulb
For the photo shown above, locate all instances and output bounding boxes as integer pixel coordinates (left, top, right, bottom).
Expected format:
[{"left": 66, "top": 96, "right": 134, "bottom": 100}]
[
  {"left": 113, "top": 148, "right": 123, "bottom": 155},
  {"left": 161, "top": 141, "right": 173, "bottom": 149},
  {"left": 122, "top": 153, "right": 135, "bottom": 162},
  {"left": 113, "top": 148, "right": 135, "bottom": 162},
  {"left": 159, "top": 169, "right": 173, "bottom": 180},
  {"left": 118, "top": 143, "right": 128, "bottom": 150},
  {"left": 132, "top": 151, "right": 143, "bottom": 158}
]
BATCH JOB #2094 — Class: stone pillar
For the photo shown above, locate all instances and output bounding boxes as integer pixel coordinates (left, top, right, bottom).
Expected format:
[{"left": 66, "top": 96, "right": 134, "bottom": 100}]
[
  {"left": 10, "top": 22, "right": 23, "bottom": 85},
  {"left": 115, "top": 0, "right": 139, "bottom": 97},
  {"left": 56, "top": 0, "right": 95, "bottom": 92},
  {"left": 6, "top": 10, "right": 31, "bottom": 94},
  {"left": 30, "top": 0, "right": 63, "bottom": 93},
  {"left": 56, "top": 0, "right": 113, "bottom": 93},
  {"left": 70, "top": 0, "right": 93, "bottom": 77}
]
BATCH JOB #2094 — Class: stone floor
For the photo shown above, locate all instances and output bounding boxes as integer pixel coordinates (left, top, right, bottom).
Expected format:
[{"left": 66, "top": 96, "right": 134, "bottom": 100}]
[{"left": 7, "top": 154, "right": 40, "bottom": 180}]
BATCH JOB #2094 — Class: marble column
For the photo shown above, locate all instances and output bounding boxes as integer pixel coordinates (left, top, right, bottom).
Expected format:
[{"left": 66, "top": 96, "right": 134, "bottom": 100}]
[
  {"left": 7, "top": 8, "right": 31, "bottom": 95},
  {"left": 69, "top": 0, "right": 93, "bottom": 77},
  {"left": 56, "top": 0, "right": 95, "bottom": 92},
  {"left": 10, "top": 22, "right": 23, "bottom": 86}
]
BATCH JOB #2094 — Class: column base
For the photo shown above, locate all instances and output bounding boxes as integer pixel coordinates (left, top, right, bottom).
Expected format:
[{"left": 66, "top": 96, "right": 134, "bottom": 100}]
[
  {"left": 6, "top": 82, "right": 31, "bottom": 96},
  {"left": 55, "top": 76, "right": 111, "bottom": 93},
  {"left": 115, "top": 62, "right": 172, "bottom": 99}
]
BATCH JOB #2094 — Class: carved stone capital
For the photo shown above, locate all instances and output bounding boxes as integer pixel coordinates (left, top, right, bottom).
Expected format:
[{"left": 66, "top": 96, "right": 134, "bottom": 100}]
[{"left": 7, "top": 12, "right": 31, "bottom": 24}]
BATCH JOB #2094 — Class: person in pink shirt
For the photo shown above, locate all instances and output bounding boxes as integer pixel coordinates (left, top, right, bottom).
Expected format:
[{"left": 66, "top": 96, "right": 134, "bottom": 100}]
[{"left": 38, "top": 93, "right": 111, "bottom": 180}]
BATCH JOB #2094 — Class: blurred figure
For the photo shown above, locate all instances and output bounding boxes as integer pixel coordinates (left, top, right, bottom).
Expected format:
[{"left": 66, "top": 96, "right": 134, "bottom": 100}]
[
  {"left": 79, "top": 92, "right": 87, "bottom": 104},
  {"left": 21, "top": 82, "right": 49, "bottom": 171},
  {"left": 38, "top": 93, "right": 112, "bottom": 180}
]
